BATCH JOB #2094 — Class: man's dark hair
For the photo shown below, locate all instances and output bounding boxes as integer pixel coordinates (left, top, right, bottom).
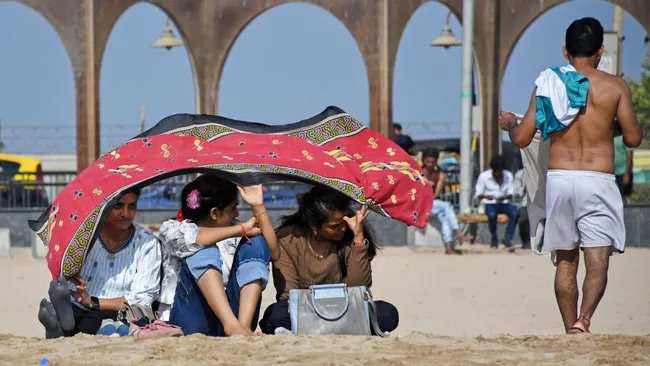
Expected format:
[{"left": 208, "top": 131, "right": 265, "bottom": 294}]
[
  {"left": 393, "top": 123, "right": 402, "bottom": 131},
  {"left": 565, "top": 17, "right": 604, "bottom": 58},
  {"left": 490, "top": 155, "right": 506, "bottom": 172}
]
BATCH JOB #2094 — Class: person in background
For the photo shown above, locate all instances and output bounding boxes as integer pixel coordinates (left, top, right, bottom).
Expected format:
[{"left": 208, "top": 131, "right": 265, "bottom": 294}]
[
  {"left": 159, "top": 175, "right": 280, "bottom": 337},
  {"left": 258, "top": 186, "right": 399, "bottom": 335},
  {"left": 474, "top": 155, "right": 518, "bottom": 250},
  {"left": 421, "top": 148, "right": 472, "bottom": 254},
  {"left": 614, "top": 134, "right": 634, "bottom": 203},
  {"left": 514, "top": 168, "right": 531, "bottom": 250},
  {"left": 38, "top": 188, "right": 167, "bottom": 338},
  {"left": 500, "top": 17, "right": 641, "bottom": 333},
  {"left": 392, "top": 123, "right": 415, "bottom": 155}
]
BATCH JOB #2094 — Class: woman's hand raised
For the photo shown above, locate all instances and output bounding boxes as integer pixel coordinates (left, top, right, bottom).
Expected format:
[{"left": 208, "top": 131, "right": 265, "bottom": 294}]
[
  {"left": 238, "top": 185, "right": 264, "bottom": 208},
  {"left": 343, "top": 205, "right": 369, "bottom": 244}
]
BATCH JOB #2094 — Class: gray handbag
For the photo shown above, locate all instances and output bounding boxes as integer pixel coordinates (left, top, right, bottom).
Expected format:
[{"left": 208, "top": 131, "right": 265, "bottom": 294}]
[{"left": 288, "top": 283, "right": 388, "bottom": 337}]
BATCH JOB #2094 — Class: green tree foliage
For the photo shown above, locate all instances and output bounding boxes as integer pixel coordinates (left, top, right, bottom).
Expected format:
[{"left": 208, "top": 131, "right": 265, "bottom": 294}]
[{"left": 627, "top": 41, "right": 650, "bottom": 147}]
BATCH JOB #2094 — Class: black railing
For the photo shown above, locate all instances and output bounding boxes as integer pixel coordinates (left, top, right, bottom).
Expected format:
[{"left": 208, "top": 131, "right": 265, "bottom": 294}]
[
  {"left": 0, "top": 171, "right": 313, "bottom": 210},
  {"left": 0, "top": 171, "right": 467, "bottom": 210}
]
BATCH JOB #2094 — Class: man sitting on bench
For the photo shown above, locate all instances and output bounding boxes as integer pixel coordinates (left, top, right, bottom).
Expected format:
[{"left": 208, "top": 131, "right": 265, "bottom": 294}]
[{"left": 474, "top": 155, "right": 518, "bottom": 250}]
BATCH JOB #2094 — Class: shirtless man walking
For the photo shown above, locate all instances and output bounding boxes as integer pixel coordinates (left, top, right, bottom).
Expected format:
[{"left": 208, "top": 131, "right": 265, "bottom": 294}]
[{"left": 499, "top": 17, "right": 641, "bottom": 334}]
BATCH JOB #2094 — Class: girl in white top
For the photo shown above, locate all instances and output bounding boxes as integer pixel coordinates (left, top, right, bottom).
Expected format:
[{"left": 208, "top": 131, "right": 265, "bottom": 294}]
[{"left": 157, "top": 174, "right": 279, "bottom": 336}]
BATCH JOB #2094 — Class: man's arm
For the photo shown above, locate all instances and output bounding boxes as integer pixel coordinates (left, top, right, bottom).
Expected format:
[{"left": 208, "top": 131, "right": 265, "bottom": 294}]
[
  {"left": 474, "top": 174, "right": 486, "bottom": 201},
  {"left": 616, "top": 78, "right": 642, "bottom": 148},
  {"left": 502, "top": 88, "right": 538, "bottom": 148}
]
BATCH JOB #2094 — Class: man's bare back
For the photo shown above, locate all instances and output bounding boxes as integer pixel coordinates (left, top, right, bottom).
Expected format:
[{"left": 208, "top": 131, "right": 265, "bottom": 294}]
[
  {"left": 548, "top": 67, "right": 638, "bottom": 173},
  {"left": 498, "top": 16, "right": 642, "bottom": 336},
  {"left": 502, "top": 62, "right": 640, "bottom": 163}
]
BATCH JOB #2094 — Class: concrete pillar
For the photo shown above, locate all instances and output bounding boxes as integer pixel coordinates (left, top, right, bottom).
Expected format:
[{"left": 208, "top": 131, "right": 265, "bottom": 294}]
[
  {"left": 0, "top": 228, "right": 10, "bottom": 257},
  {"left": 407, "top": 220, "right": 445, "bottom": 249},
  {"left": 32, "top": 232, "right": 48, "bottom": 259}
]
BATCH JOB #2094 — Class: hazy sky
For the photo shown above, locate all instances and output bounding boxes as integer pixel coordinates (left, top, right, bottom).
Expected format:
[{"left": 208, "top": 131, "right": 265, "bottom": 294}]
[{"left": 0, "top": 0, "right": 647, "bottom": 153}]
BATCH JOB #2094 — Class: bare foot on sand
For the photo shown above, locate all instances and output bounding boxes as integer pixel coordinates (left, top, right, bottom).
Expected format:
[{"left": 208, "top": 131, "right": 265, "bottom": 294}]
[
  {"left": 225, "top": 323, "right": 257, "bottom": 337},
  {"left": 567, "top": 316, "right": 590, "bottom": 334}
]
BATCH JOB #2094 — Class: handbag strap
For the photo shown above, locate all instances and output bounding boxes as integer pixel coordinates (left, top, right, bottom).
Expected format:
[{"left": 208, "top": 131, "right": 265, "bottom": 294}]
[{"left": 365, "top": 289, "right": 389, "bottom": 338}]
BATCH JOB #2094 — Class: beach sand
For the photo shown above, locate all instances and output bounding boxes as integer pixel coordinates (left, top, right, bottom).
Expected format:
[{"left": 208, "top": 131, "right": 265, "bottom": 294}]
[{"left": 1, "top": 245, "right": 649, "bottom": 365}]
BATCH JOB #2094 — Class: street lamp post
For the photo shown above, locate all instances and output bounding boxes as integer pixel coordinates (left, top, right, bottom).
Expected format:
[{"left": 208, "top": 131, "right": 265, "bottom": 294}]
[{"left": 431, "top": 1, "right": 476, "bottom": 214}]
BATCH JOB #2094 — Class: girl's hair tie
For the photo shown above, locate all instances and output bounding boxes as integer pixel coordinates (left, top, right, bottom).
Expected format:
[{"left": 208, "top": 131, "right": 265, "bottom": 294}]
[{"left": 186, "top": 189, "right": 201, "bottom": 209}]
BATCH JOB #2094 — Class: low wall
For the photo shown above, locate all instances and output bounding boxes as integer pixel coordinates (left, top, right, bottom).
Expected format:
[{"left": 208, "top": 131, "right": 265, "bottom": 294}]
[{"left": 3, "top": 205, "right": 650, "bottom": 250}]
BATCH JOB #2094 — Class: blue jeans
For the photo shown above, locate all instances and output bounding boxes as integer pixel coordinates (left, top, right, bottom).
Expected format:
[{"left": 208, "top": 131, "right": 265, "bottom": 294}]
[
  {"left": 431, "top": 199, "right": 461, "bottom": 243},
  {"left": 484, "top": 203, "right": 519, "bottom": 242},
  {"left": 169, "top": 235, "right": 271, "bottom": 336}
]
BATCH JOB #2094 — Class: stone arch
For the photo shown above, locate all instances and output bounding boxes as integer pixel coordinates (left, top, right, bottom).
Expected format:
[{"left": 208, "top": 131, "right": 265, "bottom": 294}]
[
  {"left": 98, "top": 2, "right": 196, "bottom": 151},
  {"left": 499, "top": 0, "right": 650, "bottom": 88},
  {"left": 213, "top": 1, "right": 370, "bottom": 118},
  {"left": 0, "top": 1, "right": 76, "bottom": 153},
  {"left": 4, "top": 0, "right": 79, "bottom": 72},
  {"left": 217, "top": 2, "right": 369, "bottom": 124},
  {"left": 392, "top": 0, "right": 482, "bottom": 140},
  {"left": 94, "top": 0, "right": 200, "bottom": 111}
]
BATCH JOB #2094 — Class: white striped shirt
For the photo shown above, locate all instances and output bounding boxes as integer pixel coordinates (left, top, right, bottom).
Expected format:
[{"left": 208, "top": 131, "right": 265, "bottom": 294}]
[{"left": 72, "top": 224, "right": 162, "bottom": 308}]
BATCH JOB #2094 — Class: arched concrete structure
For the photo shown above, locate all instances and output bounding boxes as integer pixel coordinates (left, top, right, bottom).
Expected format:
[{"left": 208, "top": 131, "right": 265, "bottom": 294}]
[{"left": 4, "top": 0, "right": 650, "bottom": 171}]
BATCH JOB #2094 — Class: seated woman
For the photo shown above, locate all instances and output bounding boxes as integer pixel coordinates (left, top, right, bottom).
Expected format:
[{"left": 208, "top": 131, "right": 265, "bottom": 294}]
[
  {"left": 158, "top": 174, "right": 280, "bottom": 337},
  {"left": 38, "top": 188, "right": 164, "bottom": 338},
  {"left": 421, "top": 148, "right": 472, "bottom": 254},
  {"left": 258, "top": 186, "right": 399, "bottom": 335}
]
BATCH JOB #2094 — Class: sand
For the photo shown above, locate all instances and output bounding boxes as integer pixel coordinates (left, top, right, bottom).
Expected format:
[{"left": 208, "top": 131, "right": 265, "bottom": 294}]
[{"left": 1, "top": 245, "right": 649, "bottom": 365}]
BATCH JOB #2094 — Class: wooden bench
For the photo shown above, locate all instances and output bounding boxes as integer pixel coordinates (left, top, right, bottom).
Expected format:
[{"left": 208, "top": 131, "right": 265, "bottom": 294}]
[{"left": 456, "top": 213, "right": 510, "bottom": 224}]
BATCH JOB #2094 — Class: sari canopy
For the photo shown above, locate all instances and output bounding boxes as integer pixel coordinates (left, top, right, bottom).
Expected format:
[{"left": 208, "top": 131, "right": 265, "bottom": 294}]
[{"left": 29, "top": 106, "right": 433, "bottom": 279}]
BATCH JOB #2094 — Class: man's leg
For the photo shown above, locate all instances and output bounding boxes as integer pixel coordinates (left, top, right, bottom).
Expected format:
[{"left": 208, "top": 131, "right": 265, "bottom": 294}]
[
  {"left": 554, "top": 248, "right": 580, "bottom": 332},
  {"left": 440, "top": 200, "right": 472, "bottom": 243},
  {"left": 570, "top": 247, "right": 611, "bottom": 333},
  {"left": 484, "top": 204, "right": 499, "bottom": 247},
  {"left": 518, "top": 206, "right": 531, "bottom": 249},
  {"left": 433, "top": 200, "right": 459, "bottom": 254},
  {"left": 501, "top": 203, "right": 519, "bottom": 246}
]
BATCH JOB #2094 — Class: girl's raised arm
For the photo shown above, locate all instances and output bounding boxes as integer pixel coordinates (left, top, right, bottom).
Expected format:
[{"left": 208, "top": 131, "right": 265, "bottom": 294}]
[{"left": 237, "top": 185, "right": 280, "bottom": 261}]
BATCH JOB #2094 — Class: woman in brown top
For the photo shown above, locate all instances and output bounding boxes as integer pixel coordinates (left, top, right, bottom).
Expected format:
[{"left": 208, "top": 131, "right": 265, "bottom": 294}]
[{"left": 258, "top": 186, "right": 399, "bottom": 335}]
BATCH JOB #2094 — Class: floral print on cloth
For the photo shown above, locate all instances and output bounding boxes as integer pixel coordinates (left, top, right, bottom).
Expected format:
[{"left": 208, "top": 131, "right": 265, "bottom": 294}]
[{"left": 29, "top": 106, "right": 433, "bottom": 279}]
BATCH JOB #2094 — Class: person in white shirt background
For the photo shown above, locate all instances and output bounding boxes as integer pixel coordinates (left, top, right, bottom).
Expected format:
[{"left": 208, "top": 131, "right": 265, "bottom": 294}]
[{"left": 474, "top": 155, "right": 518, "bottom": 249}]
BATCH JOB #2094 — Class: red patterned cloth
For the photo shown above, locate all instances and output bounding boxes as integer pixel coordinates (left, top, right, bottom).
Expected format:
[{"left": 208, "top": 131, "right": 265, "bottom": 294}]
[{"left": 29, "top": 107, "right": 433, "bottom": 279}]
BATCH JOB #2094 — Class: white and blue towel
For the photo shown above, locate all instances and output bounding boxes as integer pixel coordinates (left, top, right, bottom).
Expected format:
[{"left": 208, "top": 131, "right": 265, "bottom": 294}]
[{"left": 534, "top": 65, "right": 590, "bottom": 140}]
